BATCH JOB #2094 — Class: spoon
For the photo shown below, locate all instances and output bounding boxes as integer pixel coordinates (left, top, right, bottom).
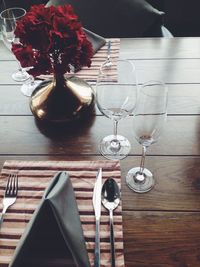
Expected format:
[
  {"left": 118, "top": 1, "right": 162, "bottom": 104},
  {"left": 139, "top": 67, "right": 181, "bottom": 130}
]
[{"left": 101, "top": 178, "right": 120, "bottom": 267}]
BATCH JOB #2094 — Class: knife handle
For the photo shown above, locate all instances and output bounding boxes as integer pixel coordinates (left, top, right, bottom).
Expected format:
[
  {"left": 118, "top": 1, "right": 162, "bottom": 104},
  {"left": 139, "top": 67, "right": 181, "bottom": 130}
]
[
  {"left": 0, "top": 213, "right": 4, "bottom": 229},
  {"left": 107, "top": 40, "right": 111, "bottom": 60},
  {"left": 94, "top": 219, "right": 100, "bottom": 267},
  {"left": 110, "top": 210, "right": 116, "bottom": 267}
]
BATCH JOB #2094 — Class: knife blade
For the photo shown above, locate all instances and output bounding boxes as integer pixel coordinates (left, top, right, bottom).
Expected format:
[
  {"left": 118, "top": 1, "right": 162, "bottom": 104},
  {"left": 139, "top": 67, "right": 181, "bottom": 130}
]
[{"left": 92, "top": 168, "right": 102, "bottom": 267}]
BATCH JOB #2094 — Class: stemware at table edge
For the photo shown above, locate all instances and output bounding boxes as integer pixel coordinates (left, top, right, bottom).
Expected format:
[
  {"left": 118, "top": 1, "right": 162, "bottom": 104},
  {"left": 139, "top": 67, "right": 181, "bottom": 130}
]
[
  {"left": 0, "top": 7, "right": 30, "bottom": 82},
  {"left": 20, "top": 75, "right": 42, "bottom": 97},
  {"left": 126, "top": 80, "right": 168, "bottom": 193},
  {"left": 96, "top": 59, "right": 138, "bottom": 160}
]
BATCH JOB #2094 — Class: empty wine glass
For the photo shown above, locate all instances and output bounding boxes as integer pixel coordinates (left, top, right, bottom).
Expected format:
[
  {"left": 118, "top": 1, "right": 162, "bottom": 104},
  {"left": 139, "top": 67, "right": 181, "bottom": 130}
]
[
  {"left": 126, "top": 80, "right": 168, "bottom": 193},
  {"left": 0, "top": 7, "right": 30, "bottom": 82},
  {"left": 96, "top": 59, "right": 138, "bottom": 160}
]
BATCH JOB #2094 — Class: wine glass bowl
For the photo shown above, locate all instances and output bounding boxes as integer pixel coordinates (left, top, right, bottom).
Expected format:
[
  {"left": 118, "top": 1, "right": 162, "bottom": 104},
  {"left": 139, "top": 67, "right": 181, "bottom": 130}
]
[
  {"left": 126, "top": 80, "right": 168, "bottom": 193},
  {"left": 96, "top": 59, "right": 138, "bottom": 160},
  {"left": 0, "top": 7, "right": 30, "bottom": 82},
  {"left": 0, "top": 8, "right": 22, "bottom": 42}
]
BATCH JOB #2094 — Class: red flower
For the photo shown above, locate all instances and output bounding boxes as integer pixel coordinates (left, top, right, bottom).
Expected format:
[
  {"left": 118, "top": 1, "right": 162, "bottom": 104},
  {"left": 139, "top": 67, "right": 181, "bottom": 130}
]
[
  {"left": 12, "top": 4, "right": 93, "bottom": 77},
  {"left": 29, "top": 54, "right": 53, "bottom": 77},
  {"left": 12, "top": 44, "right": 36, "bottom": 67}
]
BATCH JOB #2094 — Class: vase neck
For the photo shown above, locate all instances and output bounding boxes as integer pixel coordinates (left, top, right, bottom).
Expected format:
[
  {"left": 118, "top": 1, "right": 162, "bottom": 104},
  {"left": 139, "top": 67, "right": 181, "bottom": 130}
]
[
  {"left": 54, "top": 73, "right": 65, "bottom": 83},
  {"left": 53, "top": 74, "right": 66, "bottom": 91}
]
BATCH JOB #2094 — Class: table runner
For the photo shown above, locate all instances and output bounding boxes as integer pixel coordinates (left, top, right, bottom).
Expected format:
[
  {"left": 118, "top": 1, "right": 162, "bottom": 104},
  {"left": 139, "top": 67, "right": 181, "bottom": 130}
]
[
  {"left": 0, "top": 160, "right": 124, "bottom": 267},
  {"left": 39, "top": 39, "right": 120, "bottom": 83}
]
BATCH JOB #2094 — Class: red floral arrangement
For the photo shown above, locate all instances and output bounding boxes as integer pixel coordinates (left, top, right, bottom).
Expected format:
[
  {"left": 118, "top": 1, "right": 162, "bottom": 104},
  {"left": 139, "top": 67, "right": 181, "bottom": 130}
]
[{"left": 12, "top": 4, "right": 93, "bottom": 77}]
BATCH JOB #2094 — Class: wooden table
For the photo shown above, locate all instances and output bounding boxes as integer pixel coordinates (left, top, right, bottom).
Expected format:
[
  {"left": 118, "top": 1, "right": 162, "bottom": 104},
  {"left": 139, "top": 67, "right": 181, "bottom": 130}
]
[{"left": 1, "top": 37, "right": 200, "bottom": 266}]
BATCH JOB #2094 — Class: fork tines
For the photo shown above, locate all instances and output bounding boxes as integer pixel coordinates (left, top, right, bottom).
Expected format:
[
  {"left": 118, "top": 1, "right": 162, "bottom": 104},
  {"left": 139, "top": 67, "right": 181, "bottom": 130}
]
[{"left": 5, "top": 174, "right": 18, "bottom": 196}]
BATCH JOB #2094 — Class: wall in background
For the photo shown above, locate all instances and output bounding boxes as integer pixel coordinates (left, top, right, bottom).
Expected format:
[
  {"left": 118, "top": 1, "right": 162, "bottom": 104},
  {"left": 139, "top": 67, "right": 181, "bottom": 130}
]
[
  {"left": 165, "top": 0, "right": 200, "bottom": 37},
  {"left": 0, "top": 0, "right": 47, "bottom": 12},
  {"left": 1, "top": 0, "right": 200, "bottom": 37},
  {"left": 150, "top": 0, "right": 200, "bottom": 37}
]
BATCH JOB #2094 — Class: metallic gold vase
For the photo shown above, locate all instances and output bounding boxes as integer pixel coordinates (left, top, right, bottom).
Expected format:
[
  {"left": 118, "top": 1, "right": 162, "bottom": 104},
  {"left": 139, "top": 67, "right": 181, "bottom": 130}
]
[{"left": 30, "top": 74, "right": 95, "bottom": 123}]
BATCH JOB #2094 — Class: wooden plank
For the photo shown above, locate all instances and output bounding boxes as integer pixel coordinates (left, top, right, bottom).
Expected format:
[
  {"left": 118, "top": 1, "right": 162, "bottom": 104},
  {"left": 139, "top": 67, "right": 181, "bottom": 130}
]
[
  {"left": 0, "top": 116, "right": 198, "bottom": 156},
  {"left": 0, "top": 85, "right": 31, "bottom": 115},
  {"left": 121, "top": 156, "right": 200, "bottom": 211},
  {"left": 0, "top": 41, "right": 15, "bottom": 60},
  {"left": 166, "top": 84, "right": 200, "bottom": 114},
  {"left": 123, "top": 210, "right": 200, "bottom": 267},
  {"left": 134, "top": 59, "right": 200, "bottom": 84},
  {"left": 2, "top": 58, "right": 200, "bottom": 84},
  {"left": 120, "top": 37, "right": 200, "bottom": 59},
  {"left": 1, "top": 84, "right": 200, "bottom": 115}
]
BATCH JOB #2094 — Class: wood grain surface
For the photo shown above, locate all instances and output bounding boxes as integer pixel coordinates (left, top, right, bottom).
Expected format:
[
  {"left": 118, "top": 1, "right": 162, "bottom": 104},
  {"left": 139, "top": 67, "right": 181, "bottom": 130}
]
[{"left": 1, "top": 38, "right": 200, "bottom": 266}]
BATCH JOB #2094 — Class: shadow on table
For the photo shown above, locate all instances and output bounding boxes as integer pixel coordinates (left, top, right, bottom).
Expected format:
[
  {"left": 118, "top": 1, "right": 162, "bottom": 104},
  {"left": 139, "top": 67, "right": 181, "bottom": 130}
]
[{"left": 34, "top": 112, "right": 96, "bottom": 139}]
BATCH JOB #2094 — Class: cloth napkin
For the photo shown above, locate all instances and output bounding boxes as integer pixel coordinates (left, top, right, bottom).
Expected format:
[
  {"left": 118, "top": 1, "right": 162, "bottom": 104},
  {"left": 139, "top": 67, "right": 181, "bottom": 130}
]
[
  {"left": 9, "top": 171, "right": 90, "bottom": 267},
  {"left": 84, "top": 28, "right": 106, "bottom": 54}
]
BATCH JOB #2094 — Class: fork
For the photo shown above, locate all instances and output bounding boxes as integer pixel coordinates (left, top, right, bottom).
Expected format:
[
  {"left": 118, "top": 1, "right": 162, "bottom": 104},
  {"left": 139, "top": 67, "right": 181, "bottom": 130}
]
[
  {"left": 0, "top": 174, "right": 18, "bottom": 228},
  {"left": 101, "top": 40, "right": 112, "bottom": 68}
]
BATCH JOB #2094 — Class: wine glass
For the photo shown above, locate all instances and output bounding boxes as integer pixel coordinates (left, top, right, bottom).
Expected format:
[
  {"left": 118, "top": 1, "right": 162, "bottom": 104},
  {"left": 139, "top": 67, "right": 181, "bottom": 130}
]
[
  {"left": 20, "top": 75, "right": 42, "bottom": 97},
  {"left": 126, "top": 80, "right": 168, "bottom": 193},
  {"left": 0, "top": 7, "right": 30, "bottom": 82},
  {"left": 96, "top": 59, "right": 138, "bottom": 160}
]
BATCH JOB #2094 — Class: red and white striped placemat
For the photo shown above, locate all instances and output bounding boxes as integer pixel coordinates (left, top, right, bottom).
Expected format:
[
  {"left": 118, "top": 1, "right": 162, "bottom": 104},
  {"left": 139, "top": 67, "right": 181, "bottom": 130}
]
[
  {"left": 0, "top": 160, "right": 124, "bottom": 267},
  {"left": 39, "top": 39, "right": 120, "bottom": 83}
]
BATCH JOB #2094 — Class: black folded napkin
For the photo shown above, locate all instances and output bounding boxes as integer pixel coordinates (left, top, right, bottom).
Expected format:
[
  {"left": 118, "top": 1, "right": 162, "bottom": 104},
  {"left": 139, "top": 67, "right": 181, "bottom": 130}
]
[
  {"left": 84, "top": 28, "right": 106, "bottom": 54},
  {"left": 9, "top": 171, "right": 90, "bottom": 267}
]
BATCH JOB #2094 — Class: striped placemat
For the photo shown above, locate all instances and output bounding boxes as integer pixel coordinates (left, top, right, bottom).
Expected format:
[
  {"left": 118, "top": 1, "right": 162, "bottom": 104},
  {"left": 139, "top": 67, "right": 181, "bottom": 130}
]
[
  {"left": 38, "top": 38, "right": 120, "bottom": 83},
  {"left": 0, "top": 160, "right": 124, "bottom": 267}
]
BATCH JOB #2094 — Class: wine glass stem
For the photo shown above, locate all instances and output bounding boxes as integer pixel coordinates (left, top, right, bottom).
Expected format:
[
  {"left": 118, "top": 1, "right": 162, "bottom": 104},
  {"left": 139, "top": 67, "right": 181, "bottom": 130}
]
[
  {"left": 113, "top": 120, "right": 118, "bottom": 137},
  {"left": 17, "top": 61, "right": 24, "bottom": 73},
  {"left": 139, "top": 146, "right": 147, "bottom": 174},
  {"left": 110, "top": 120, "right": 121, "bottom": 151}
]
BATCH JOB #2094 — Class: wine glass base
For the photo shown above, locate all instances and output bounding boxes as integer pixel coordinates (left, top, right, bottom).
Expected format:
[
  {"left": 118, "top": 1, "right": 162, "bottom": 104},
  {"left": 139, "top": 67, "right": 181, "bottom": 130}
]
[
  {"left": 99, "top": 134, "right": 131, "bottom": 160},
  {"left": 20, "top": 80, "right": 42, "bottom": 97},
  {"left": 126, "top": 167, "right": 155, "bottom": 193},
  {"left": 12, "top": 70, "right": 30, "bottom": 82}
]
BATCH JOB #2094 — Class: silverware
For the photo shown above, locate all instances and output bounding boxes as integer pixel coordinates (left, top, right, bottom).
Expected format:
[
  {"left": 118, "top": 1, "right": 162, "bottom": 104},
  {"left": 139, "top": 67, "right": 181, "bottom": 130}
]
[
  {"left": 102, "top": 40, "right": 112, "bottom": 68},
  {"left": 0, "top": 174, "right": 18, "bottom": 228},
  {"left": 92, "top": 168, "right": 102, "bottom": 267},
  {"left": 101, "top": 178, "right": 120, "bottom": 267}
]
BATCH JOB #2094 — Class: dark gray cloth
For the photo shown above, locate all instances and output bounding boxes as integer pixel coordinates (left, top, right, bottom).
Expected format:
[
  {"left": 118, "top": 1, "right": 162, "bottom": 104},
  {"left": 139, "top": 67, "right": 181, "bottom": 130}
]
[
  {"left": 9, "top": 171, "right": 90, "bottom": 267},
  {"left": 83, "top": 28, "right": 106, "bottom": 54},
  {"left": 46, "top": 0, "right": 164, "bottom": 37}
]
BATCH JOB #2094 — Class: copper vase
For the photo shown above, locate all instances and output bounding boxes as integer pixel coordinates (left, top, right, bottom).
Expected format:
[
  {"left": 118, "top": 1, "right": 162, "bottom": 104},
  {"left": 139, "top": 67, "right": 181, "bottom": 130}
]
[{"left": 30, "top": 74, "right": 95, "bottom": 123}]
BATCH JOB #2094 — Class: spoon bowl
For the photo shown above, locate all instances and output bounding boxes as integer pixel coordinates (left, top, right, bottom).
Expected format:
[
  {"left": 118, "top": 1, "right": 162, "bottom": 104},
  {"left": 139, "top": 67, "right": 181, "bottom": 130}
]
[
  {"left": 102, "top": 178, "right": 120, "bottom": 211},
  {"left": 101, "top": 178, "right": 120, "bottom": 267}
]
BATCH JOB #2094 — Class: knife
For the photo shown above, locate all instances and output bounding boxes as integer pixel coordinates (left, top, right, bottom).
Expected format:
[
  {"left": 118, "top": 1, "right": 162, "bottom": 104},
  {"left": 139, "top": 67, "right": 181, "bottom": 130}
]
[{"left": 92, "top": 168, "right": 102, "bottom": 267}]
